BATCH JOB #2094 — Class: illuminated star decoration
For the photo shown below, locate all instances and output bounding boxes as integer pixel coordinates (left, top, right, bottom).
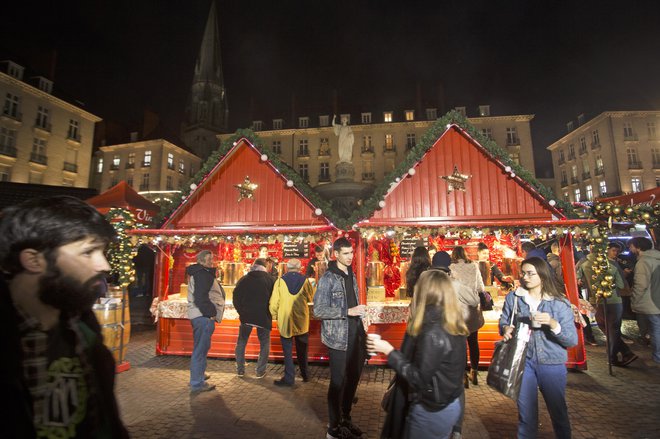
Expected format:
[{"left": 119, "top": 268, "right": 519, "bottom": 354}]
[
  {"left": 441, "top": 166, "right": 471, "bottom": 194},
  {"left": 234, "top": 176, "right": 259, "bottom": 202}
]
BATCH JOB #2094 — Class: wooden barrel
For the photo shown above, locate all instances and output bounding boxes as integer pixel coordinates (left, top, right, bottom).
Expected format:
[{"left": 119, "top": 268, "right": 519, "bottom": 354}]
[
  {"left": 107, "top": 287, "right": 131, "bottom": 347},
  {"left": 93, "top": 303, "right": 124, "bottom": 363}
]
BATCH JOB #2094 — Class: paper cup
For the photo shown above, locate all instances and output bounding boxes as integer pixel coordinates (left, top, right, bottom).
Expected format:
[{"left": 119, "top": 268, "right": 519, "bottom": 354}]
[
  {"left": 367, "top": 333, "right": 381, "bottom": 356},
  {"left": 530, "top": 311, "right": 542, "bottom": 328}
]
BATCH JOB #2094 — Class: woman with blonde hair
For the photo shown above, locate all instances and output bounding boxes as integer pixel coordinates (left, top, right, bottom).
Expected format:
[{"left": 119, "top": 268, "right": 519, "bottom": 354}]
[
  {"left": 368, "top": 270, "right": 469, "bottom": 439},
  {"left": 449, "top": 246, "right": 484, "bottom": 386}
]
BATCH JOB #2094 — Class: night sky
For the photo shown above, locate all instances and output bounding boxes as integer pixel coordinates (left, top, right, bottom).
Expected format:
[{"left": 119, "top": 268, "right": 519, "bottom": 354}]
[{"left": 3, "top": 0, "right": 660, "bottom": 177}]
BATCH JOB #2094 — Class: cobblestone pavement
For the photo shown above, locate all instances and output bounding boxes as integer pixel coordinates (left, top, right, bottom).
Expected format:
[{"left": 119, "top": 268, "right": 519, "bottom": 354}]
[{"left": 116, "top": 323, "right": 660, "bottom": 439}]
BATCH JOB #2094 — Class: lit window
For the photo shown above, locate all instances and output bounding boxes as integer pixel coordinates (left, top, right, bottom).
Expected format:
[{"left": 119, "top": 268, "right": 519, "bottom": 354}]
[
  {"left": 631, "top": 177, "right": 643, "bottom": 192},
  {"left": 404, "top": 110, "right": 414, "bottom": 121},
  {"left": 97, "top": 158, "right": 104, "bottom": 173},
  {"left": 585, "top": 185, "right": 593, "bottom": 201},
  {"left": 383, "top": 112, "right": 393, "bottom": 123},
  {"left": 179, "top": 159, "right": 185, "bottom": 174},
  {"left": 574, "top": 188, "right": 581, "bottom": 201},
  {"left": 143, "top": 150, "right": 152, "bottom": 166},
  {"left": 167, "top": 153, "right": 174, "bottom": 169},
  {"left": 112, "top": 155, "right": 120, "bottom": 168},
  {"left": 599, "top": 180, "right": 607, "bottom": 195}
]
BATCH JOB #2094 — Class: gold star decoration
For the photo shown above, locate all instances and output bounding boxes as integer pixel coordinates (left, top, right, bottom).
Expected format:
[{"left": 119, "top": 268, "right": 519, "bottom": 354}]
[
  {"left": 234, "top": 176, "right": 258, "bottom": 202},
  {"left": 441, "top": 166, "right": 471, "bottom": 194}
]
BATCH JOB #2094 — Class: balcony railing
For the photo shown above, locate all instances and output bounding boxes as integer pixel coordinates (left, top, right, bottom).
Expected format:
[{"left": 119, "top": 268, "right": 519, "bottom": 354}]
[
  {"left": 1, "top": 109, "right": 22, "bottom": 122},
  {"left": 653, "top": 161, "right": 660, "bottom": 170},
  {"left": 29, "top": 152, "right": 48, "bottom": 165},
  {"left": 318, "top": 175, "right": 331, "bottom": 182},
  {"left": 67, "top": 132, "right": 82, "bottom": 142},
  {"left": 623, "top": 134, "right": 639, "bottom": 142},
  {"left": 558, "top": 158, "right": 565, "bottom": 165},
  {"left": 125, "top": 162, "right": 135, "bottom": 169},
  {"left": 579, "top": 147, "right": 588, "bottom": 156},
  {"left": 0, "top": 144, "right": 17, "bottom": 157},
  {"left": 383, "top": 144, "right": 396, "bottom": 153},
  {"left": 361, "top": 146, "right": 375, "bottom": 154},
  {"left": 560, "top": 179, "right": 568, "bottom": 187},
  {"left": 362, "top": 172, "right": 375, "bottom": 181},
  {"left": 110, "top": 164, "right": 119, "bottom": 171},
  {"left": 628, "top": 161, "right": 643, "bottom": 169},
  {"left": 297, "top": 149, "right": 310, "bottom": 158},
  {"left": 571, "top": 176, "right": 579, "bottom": 184},
  {"left": 594, "top": 167, "right": 604, "bottom": 176},
  {"left": 591, "top": 141, "right": 601, "bottom": 150},
  {"left": 567, "top": 153, "right": 576, "bottom": 161},
  {"left": 141, "top": 161, "right": 151, "bottom": 167},
  {"left": 582, "top": 172, "right": 591, "bottom": 180},
  {"left": 139, "top": 184, "right": 149, "bottom": 191},
  {"left": 167, "top": 163, "right": 175, "bottom": 170},
  {"left": 318, "top": 148, "right": 331, "bottom": 157},
  {"left": 178, "top": 168, "right": 185, "bottom": 174},
  {"left": 506, "top": 138, "right": 520, "bottom": 146},
  {"left": 34, "top": 121, "right": 52, "bottom": 132},
  {"left": 63, "top": 162, "right": 78, "bottom": 173}
]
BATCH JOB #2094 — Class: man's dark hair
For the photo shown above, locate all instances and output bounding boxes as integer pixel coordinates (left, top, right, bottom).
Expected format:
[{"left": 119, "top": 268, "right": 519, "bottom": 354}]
[
  {"left": 521, "top": 241, "right": 536, "bottom": 253},
  {"left": 629, "top": 237, "right": 653, "bottom": 251},
  {"left": 332, "top": 237, "right": 352, "bottom": 253},
  {"left": 0, "top": 196, "right": 116, "bottom": 277},
  {"left": 314, "top": 245, "right": 323, "bottom": 253},
  {"left": 253, "top": 258, "right": 268, "bottom": 267},
  {"left": 477, "top": 242, "right": 488, "bottom": 252}
]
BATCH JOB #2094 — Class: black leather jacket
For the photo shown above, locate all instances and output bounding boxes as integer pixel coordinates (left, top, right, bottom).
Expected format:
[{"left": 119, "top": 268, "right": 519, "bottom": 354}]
[{"left": 387, "top": 306, "right": 466, "bottom": 411}]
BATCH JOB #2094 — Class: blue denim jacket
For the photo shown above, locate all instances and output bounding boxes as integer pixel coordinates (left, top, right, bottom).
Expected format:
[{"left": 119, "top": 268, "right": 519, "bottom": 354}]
[
  {"left": 499, "top": 288, "right": 578, "bottom": 364},
  {"left": 313, "top": 266, "right": 362, "bottom": 351}
]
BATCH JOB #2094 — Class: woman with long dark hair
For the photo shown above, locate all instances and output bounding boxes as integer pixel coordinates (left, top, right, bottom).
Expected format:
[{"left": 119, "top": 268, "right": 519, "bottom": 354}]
[
  {"left": 368, "top": 270, "right": 468, "bottom": 439},
  {"left": 500, "top": 257, "right": 577, "bottom": 438},
  {"left": 406, "top": 246, "right": 431, "bottom": 297},
  {"left": 449, "top": 246, "right": 484, "bottom": 386}
]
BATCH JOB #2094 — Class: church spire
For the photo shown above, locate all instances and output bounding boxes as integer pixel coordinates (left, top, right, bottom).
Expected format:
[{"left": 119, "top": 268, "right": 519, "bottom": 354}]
[{"left": 181, "top": 1, "right": 229, "bottom": 159}]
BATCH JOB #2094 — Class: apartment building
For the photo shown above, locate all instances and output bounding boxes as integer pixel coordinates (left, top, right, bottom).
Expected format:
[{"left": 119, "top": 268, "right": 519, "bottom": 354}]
[
  {"left": 91, "top": 139, "right": 202, "bottom": 201},
  {"left": 547, "top": 111, "right": 660, "bottom": 203},
  {"left": 219, "top": 105, "right": 535, "bottom": 188},
  {"left": 0, "top": 60, "right": 101, "bottom": 186}
]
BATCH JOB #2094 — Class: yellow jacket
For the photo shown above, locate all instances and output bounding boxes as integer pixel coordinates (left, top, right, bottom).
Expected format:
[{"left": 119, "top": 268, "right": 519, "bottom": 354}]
[{"left": 269, "top": 277, "right": 315, "bottom": 338}]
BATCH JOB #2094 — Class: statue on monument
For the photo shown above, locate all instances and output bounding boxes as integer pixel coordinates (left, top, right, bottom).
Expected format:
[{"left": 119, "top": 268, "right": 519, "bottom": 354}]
[{"left": 332, "top": 115, "right": 354, "bottom": 164}]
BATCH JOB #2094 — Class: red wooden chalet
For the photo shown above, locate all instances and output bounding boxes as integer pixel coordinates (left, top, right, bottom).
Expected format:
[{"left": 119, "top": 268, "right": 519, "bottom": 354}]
[
  {"left": 137, "top": 137, "right": 337, "bottom": 361},
  {"left": 355, "top": 124, "right": 591, "bottom": 369}
]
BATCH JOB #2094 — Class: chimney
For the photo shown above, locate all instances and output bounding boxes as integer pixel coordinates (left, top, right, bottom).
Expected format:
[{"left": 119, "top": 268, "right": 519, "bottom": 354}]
[
  {"left": 577, "top": 113, "right": 585, "bottom": 126},
  {"left": 566, "top": 121, "right": 574, "bottom": 132}
]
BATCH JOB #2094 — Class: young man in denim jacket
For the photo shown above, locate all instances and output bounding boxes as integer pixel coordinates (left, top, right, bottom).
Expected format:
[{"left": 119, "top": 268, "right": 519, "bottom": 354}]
[{"left": 314, "top": 237, "right": 366, "bottom": 439}]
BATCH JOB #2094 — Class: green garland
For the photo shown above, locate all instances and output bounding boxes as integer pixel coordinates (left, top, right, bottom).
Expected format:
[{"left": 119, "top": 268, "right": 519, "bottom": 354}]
[
  {"left": 106, "top": 208, "right": 139, "bottom": 287},
  {"left": 155, "top": 111, "right": 574, "bottom": 230}
]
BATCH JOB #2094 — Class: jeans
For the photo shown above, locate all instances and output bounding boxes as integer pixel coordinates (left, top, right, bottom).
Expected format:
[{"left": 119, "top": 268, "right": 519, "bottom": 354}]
[
  {"left": 235, "top": 323, "right": 271, "bottom": 375},
  {"left": 595, "top": 302, "right": 633, "bottom": 362},
  {"left": 280, "top": 332, "right": 309, "bottom": 383},
  {"left": 190, "top": 317, "right": 216, "bottom": 389},
  {"left": 327, "top": 321, "right": 365, "bottom": 428},
  {"left": 407, "top": 397, "right": 461, "bottom": 439},
  {"left": 644, "top": 313, "right": 660, "bottom": 363},
  {"left": 517, "top": 359, "right": 571, "bottom": 439}
]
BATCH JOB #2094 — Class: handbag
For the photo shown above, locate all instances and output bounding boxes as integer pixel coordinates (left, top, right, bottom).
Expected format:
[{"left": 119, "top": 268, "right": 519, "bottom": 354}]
[
  {"left": 381, "top": 377, "right": 397, "bottom": 411},
  {"left": 479, "top": 290, "right": 494, "bottom": 311},
  {"left": 466, "top": 305, "right": 485, "bottom": 333},
  {"left": 486, "top": 296, "right": 529, "bottom": 401}
]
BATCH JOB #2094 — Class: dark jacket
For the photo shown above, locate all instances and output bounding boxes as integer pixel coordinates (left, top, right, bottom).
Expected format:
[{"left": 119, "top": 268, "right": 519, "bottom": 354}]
[
  {"left": 186, "top": 263, "right": 217, "bottom": 318},
  {"left": 233, "top": 270, "right": 275, "bottom": 329},
  {"left": 0, "top": 277, "right": 129, "bottom": 438},
  {"left": 387, "top": 306, "right": 466, "bottom": 412}
]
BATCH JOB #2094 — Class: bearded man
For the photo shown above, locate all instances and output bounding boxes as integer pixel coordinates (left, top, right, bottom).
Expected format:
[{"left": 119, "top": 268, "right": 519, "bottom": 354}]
[{"left": 0, "top": 196, "right": 129, "bottom": 438}]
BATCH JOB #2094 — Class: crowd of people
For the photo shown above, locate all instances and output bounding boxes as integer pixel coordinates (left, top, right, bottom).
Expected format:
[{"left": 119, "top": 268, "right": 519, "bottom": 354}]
[{"left": 2, "top": 195, "right": 658, "bottom": 439}]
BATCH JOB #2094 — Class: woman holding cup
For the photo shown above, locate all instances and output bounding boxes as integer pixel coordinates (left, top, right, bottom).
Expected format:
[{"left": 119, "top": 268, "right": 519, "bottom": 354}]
[
  {"left": 367, "top": 270, "right": 468, "bottom": 439},
  {"left": 500, "top": 257, "right": 577, "bottom": 439}
]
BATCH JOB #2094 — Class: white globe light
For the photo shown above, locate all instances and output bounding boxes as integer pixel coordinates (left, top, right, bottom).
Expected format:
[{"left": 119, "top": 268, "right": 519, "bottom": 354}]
[
  {"left": 378, "top": 200, "right": 386, "bottom": 208},
  {"left": 504, "top": 166, "right": 512, "bottom": 173},
  {"left": 232, "top": 141, "right": 237, "bottom": 146},
  {"left": 549, "top": 199, "right": 557, "bottom": 206},
  {"left": 510, "top": 172, "right": 516, "bottom": 178},
  {"left": 190, "top": 183, "right": 197, "bottom": 190},
  {"left": 260, "top": 154, "right": 268, "bottom": 161},
  {"left": 408, "top": 168, "right": 416, "bottom": 176},
  {"left": 314, "top": 208, "right": 322, "bottom": 216},
  {"left": 286, "top": 180, "right": 294, "bottom": 187},
  {"left": 395, "top": 177, "right": 401, "bottom": 182}
]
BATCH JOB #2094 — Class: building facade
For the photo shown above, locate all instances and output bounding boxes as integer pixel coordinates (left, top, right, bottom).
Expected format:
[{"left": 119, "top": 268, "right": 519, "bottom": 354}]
[
  {"left": 547, "top": 111, "right": 660, "bottom": 203},
  {"left": 0, "top": 60, "right": 101, "bottom": 186},
  {"left": 91, "top": 139, "right": 202, "bottom": 202},
  {"left": 219, "top": 106, "right": 535, "bottom": 189}
]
